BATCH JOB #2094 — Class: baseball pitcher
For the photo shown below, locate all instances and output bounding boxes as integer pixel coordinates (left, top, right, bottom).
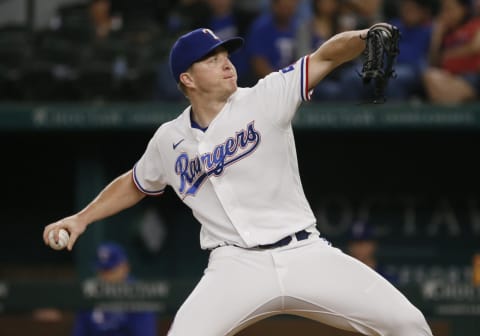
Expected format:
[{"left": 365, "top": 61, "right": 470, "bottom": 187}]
[{"left": 44, "top": 26, "right": 433, "bottom": 336}]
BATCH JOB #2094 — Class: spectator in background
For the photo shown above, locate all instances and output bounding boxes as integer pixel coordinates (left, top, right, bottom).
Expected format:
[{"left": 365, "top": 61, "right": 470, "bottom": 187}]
[
  {"left": 347, "top": 220, "right": 397, "bottom": 285},
  {"left": 89, "top": 0, "right": 122, "bottom": 40},
  {"left": 246, "top": 0, "right": 300, "bottom": 80},
  {"left": 423, "top": 0, "right": 480, "bottom": 104},
  {"left": 386, "top": 0, "right": 433, "bottom": 101},
  {"left": 165, "top": 0, "right": 211, "bottom": 34},
  {"left": 72, "top": 242, "right": 157, "bottom": 336},
  {"left": 339, "top": 0, "right": 384, "bottom": 30},
  {"left": 296, "top": 0, "right": 348, "bottom": 100},
  {"left": 206, "top": 0, "right": 255, "bottom": 38},
  {"left": 296, "top": 0, "right": 342, "bottom": 59}
]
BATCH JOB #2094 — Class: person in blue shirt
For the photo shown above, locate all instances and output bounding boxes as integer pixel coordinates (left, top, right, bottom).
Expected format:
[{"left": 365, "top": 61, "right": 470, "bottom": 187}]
[
  {"left": 72, "top": 242, "right": 157, "bottom": 336},
  {"left": 386, "top": 0, "right": 433, "bottom": 100},
  {"left": 246, "top": 0, "right": 300, "bottom": 80},
  {"left": 346, "top": 220, "right": 398, "bottom": 285}
]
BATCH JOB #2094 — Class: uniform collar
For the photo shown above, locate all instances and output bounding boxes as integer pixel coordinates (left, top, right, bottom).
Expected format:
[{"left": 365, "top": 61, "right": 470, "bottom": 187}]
[
  {"left": 190, "top": 108, "right": 209, "bottom": 132},
  {"left": 183, "top": 90, "right": 239, "bottom": 139},
  {"left": 181, "top": 106, "right": 205, "bottom": 141}
]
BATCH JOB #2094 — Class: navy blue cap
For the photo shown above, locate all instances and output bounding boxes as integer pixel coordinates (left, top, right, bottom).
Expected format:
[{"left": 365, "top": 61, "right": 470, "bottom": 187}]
[
  {"left": 169, "top": 28, "right": 244, "bottom": 83},
  {"left": 95, "top": 242, "right": 128, "bottom": 271}
]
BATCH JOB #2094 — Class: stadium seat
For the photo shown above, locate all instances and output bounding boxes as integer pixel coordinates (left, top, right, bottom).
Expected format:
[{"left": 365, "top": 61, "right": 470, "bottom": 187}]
[{"left": 22, "top": 33, "right": 86, "bottom": 101}]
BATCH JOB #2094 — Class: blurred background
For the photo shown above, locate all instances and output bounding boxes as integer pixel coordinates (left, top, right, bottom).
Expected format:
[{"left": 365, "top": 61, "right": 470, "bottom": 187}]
[{"left": 0, "top": 0, "right": 479, "bottom": 335}]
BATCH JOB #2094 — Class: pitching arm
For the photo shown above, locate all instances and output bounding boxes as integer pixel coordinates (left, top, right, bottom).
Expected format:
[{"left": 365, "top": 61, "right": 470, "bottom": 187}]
[{"left": 43, "top": 169, "right": 146, "bottom": 250}]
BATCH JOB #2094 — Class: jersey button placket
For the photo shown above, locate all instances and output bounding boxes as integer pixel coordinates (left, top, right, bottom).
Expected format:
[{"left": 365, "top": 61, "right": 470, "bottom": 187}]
[
  {"left": 198, "top": 138, "right": 255, "bottom": 246},
  {"left": 213, "top": 178, "right": 255, "bottom": 246}
]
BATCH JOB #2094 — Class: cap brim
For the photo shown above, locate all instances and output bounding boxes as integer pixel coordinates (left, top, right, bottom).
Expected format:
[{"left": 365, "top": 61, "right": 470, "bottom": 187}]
[
  {"left": 219, "top": 37, "right": 244, "bottom": 54},
  {"left": 197, "top": 37, "right": 244, "bottom": 63}
]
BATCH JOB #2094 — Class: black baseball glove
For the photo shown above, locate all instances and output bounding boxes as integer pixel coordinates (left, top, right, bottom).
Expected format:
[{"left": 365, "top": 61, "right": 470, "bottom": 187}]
[{"left": 360, "top": 23, "right": 400, "bottom": 104}]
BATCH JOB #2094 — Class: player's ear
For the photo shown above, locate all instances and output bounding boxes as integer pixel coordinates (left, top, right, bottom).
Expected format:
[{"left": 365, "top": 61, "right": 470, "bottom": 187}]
[{"left": 179, "top": 72, "right": 195, "bottom": 89}]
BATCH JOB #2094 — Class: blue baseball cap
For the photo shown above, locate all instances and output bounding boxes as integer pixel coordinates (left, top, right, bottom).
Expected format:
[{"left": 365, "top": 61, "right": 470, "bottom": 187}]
[
  {"left": 169, "top": 28, "right": 244, "bottom": 83},
  {"left": 95, "top": 242, "right": 128, "bottom": 271}
]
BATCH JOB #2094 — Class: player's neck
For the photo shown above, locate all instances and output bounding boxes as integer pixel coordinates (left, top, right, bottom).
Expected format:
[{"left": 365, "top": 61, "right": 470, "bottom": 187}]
[{"left": 190, "top": 97, "right": 228, "bottom": 129}]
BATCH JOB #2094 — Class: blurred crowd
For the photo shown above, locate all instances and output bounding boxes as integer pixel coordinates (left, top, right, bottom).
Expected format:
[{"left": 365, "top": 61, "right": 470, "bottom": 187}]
[{"left": 0, "top": 0, "right": 479, "bottom": 104}]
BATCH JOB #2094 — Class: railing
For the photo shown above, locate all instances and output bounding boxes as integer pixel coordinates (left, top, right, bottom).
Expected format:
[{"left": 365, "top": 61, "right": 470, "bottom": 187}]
[{"left": 1, "top": 102, "right": 480, "bottom": 130}]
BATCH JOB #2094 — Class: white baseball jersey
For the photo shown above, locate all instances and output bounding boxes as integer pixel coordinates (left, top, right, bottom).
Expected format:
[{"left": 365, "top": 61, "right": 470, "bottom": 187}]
[{"left": 133, "top": 56, "right": 318, "bottom": 249}]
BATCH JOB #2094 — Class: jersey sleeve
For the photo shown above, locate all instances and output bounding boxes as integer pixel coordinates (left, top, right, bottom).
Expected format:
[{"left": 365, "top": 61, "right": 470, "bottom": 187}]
[
  {"left": 254, "top": 55, "right": 312, "bottom": 127},
  {"left": 133, "top": 134, "right": 167, "bottom": 196}
]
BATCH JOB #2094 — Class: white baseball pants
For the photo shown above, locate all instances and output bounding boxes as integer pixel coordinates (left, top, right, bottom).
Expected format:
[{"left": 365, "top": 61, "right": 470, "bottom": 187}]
[{"left": 167, "top": 236, "right": 433, "bottom": 336}]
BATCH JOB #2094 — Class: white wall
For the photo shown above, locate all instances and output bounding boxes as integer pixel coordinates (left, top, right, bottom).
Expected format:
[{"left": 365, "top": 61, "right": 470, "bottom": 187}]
[
  {"left": 0, "top": 0, "right": 86, "bottom": 29},
  {"left": 0, "top": 0, "right": 26, "bottom": 26}
]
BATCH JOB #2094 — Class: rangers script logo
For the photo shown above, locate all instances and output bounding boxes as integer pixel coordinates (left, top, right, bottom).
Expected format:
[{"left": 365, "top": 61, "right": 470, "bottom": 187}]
[{"left": 175, "top": 121, "right": 261, "bottom": 197}]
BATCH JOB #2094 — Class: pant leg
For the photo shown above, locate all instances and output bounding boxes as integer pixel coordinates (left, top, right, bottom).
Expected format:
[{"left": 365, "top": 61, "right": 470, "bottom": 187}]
[
  {"left": 167, "top": 246, "right": 283, "bottom": 336},
  {"left": 277, "top": 239, "right": 432, "bottom": 336}
]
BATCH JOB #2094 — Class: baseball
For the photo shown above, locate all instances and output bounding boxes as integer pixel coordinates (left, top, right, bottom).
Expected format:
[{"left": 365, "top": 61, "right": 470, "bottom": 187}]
[{"left": 48, "top": 229, "right": 69, "bottom": 250}]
